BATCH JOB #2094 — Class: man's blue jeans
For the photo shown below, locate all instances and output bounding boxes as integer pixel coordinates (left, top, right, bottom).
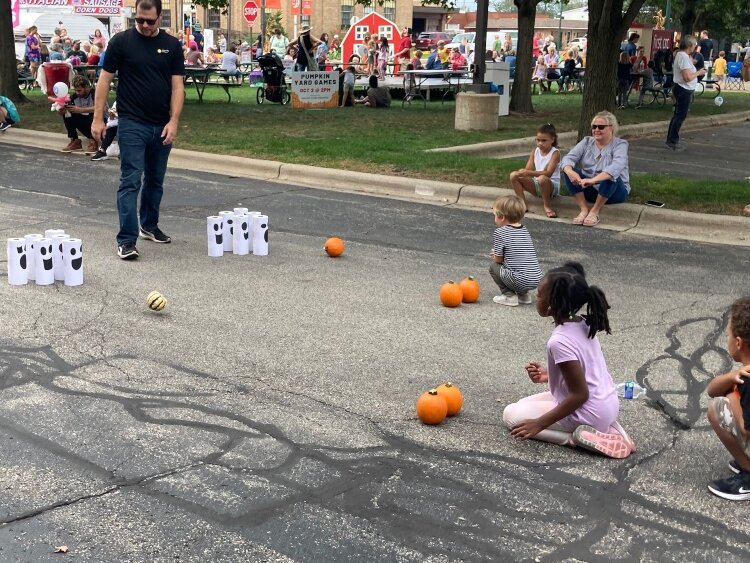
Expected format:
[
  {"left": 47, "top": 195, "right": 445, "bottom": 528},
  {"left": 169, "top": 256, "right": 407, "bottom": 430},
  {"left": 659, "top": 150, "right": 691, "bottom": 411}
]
[
  {"left": 562, "top": 168, "right": 629, "bottom": 204},
  {"left": 117, "top": 118, "right": 172, "bottom": 246}
]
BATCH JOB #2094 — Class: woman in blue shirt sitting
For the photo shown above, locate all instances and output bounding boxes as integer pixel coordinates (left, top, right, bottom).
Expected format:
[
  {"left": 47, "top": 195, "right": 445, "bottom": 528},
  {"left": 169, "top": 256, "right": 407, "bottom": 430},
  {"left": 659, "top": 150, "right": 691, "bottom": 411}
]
[{"left": 560, "top": 111, "right": 630, "bottom": 227}]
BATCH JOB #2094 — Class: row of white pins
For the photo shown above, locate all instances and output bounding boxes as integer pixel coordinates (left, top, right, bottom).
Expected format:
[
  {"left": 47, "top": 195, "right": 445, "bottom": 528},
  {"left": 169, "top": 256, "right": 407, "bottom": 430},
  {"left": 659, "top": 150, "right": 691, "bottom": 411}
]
[
  {"left": 6, "top": 230, "right": 83, "bottom": 287},
  {"left": 207, "top": 208, "right": 268, "bottom": 258}
]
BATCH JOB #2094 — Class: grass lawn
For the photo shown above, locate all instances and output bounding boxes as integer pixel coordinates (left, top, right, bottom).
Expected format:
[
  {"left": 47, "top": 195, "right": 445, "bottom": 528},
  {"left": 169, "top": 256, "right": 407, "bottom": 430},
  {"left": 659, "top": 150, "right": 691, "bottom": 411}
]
[{"left": 12, "top": 85, "right": 750, "bottom": 215}]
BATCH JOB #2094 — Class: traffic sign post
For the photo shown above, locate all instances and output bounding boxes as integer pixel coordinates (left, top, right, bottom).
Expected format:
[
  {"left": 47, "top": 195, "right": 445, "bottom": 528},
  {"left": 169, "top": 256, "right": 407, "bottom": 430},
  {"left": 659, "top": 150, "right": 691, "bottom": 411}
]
[{"left": 243, "top": 0, "right": 259, "bottom": 26}]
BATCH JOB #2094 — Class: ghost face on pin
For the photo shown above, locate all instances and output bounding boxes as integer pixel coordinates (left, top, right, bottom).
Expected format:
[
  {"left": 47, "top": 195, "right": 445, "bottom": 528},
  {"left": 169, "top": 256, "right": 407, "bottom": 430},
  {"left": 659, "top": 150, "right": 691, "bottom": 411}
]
[
  {"left": 213, "top": 221, "right": 223, "bottom": 244},
  {"left": 261, "top": 222, "right": 268, "bottom": 243},
  {"left": 40, "top": 243, "right": 53, "bottom": 270},
  {"left": 227, "top": 217, "right": 234, "bottom": 236},
  {"left": 69, "top": 243, "right": 82, "bottom": 270},
  {"left": 241, "top": 219, "right": 249, "bottom": 240},
  {"left": 16, "top": 242, "right": 27, "bottom": 271}
]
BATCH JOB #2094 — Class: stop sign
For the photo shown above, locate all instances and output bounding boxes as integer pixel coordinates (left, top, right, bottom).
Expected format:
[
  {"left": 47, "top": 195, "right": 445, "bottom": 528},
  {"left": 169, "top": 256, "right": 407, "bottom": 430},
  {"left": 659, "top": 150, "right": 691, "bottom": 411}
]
[{"left": 243, "top": 0, "right": 259, "bottom": 25}]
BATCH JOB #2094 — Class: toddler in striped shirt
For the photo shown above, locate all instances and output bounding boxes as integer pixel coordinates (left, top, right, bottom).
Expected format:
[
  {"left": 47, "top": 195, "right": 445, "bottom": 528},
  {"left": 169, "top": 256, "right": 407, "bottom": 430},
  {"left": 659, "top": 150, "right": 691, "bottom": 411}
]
[{"left": 489, "top": 195, "right": 543, "bottom": 307}]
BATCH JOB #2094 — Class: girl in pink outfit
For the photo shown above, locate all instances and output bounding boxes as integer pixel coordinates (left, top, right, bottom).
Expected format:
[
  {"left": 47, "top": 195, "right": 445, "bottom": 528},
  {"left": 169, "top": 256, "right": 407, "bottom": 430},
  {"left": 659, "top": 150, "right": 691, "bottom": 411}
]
[
  {"left": 503, "top": 262, "right": 636, "bottom": 458},
  {"left": 377, "top": 37, "right": 389, "bottom": 80}
]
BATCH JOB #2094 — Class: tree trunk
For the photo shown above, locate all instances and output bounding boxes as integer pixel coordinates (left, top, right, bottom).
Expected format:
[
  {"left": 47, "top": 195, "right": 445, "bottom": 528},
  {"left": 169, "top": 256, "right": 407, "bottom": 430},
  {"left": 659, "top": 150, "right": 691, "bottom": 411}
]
[
  {"left": 509, "top": 0, "right": 538, "bottom": 113},
  {"left": 577, "top": 0, "right": 646, "bottom": 139},
  {"left": 680, "top": 0, "right": 699, "bottom": 36},
  {"left": 0, "top": 0, "right": 24, "bottom": 102}
]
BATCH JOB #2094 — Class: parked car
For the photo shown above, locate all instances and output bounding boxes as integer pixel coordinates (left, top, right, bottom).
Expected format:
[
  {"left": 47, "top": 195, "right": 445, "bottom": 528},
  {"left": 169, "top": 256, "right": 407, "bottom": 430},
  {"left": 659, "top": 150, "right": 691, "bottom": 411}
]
[
  {"left": 568, "top": 35, "right": 588, "bottom": 51},
  {"left": 415, "top": 32, "right": 454, "bottom": 51}
]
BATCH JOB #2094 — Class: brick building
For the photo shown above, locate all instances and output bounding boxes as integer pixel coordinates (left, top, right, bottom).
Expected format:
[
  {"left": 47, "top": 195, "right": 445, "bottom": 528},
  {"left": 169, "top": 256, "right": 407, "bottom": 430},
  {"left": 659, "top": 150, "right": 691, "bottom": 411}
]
[{"left": 120, "top": 0, "right": 412, "bottom": 48}]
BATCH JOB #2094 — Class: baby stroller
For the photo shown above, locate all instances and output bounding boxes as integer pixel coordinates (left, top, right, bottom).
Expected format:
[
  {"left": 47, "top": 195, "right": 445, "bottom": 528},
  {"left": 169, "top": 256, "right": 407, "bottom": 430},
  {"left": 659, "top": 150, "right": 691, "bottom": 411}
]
[{"left": 256, "top": 53, "right": 290, "bottom": 105}]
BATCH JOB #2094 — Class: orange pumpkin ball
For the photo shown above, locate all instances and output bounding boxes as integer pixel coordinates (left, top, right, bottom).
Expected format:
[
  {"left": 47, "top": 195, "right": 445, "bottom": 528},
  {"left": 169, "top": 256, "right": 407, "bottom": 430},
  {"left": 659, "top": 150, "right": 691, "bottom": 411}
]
[
  {"left": 439, "top": 281, "right": 463, "bottom": 308},
  {"left": 324, "top": 237, "right": 345, "bottom": 257},
  {"left": 459, "top": 276, "right": 480, "bottom": 303},
  {"left": 416, "top": 389, "right": 448, "bottom": 425},
  {"left": 436, "top": 382, "right": 463, "bottom": 416}
]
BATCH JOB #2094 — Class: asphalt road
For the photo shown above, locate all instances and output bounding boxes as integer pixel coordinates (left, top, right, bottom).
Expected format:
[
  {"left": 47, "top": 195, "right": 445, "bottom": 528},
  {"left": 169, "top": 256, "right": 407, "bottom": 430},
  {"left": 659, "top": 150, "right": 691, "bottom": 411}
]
[{"left": 1, "top": 145, "right": 749, "bottom": 562}]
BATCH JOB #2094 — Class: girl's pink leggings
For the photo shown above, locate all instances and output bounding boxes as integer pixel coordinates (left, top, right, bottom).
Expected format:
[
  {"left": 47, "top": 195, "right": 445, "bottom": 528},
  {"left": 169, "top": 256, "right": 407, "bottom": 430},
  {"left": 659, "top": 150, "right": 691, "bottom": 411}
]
[{"left": 503, "top": 391, "right": 632, "bottom": 446}]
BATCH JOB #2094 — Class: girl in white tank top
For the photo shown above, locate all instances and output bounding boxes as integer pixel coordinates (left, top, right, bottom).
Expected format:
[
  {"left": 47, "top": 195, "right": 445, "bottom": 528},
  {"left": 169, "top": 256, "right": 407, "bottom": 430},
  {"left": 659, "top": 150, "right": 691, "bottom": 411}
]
[{"left": 509, "top": 123, "right": 562, "bottom": 219}]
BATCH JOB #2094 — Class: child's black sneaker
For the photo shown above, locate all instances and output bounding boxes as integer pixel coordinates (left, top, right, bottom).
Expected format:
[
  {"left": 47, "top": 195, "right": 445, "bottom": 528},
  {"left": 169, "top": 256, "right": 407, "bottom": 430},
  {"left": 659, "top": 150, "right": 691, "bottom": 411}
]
[
  {"left": 0, "top": 120, "right": 12, "bottom": 132},
  {"left": 707, "top": 470, "right": 750, "bottom": 500},
  {"left": 117, "top": 244, "right": 139, "bottom": 260},
  {"left": 90, "top": 150, "right": 108, "bottom": 161}
]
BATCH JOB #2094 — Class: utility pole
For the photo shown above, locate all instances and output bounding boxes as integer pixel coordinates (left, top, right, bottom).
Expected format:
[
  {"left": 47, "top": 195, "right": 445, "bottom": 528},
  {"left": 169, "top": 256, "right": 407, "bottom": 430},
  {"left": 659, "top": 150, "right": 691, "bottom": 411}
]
[
  {"left": 471, "top": 0, "right": 489, "bottom": 87},
  {"left": 557, "top": 0, "right": 563, "bottom": 49},
  {"left": 227, "top": 0, "right": 232, "bottom": 46}
]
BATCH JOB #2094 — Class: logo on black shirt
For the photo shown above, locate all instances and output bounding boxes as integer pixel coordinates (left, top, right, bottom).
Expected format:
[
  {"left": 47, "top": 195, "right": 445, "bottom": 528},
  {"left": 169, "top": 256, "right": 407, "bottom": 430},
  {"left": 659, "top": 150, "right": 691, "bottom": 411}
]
[{"left": 157, "top": 49, "right": 170, "bottom": 54}]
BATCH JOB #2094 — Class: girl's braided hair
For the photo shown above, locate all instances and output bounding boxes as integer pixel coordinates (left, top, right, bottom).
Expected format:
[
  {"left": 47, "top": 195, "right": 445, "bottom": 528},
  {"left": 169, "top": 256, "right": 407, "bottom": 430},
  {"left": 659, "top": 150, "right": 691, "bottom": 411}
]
[{"left": 546, "top": 262, "right": 611, "bottom": 339}]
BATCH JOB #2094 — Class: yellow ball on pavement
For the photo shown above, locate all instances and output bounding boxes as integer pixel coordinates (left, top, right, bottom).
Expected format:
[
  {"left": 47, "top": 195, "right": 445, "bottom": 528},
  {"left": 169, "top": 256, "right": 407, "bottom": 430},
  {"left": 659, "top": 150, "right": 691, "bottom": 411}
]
[{"left": 147, "top": 291, "right": 167, "bottom": 311}]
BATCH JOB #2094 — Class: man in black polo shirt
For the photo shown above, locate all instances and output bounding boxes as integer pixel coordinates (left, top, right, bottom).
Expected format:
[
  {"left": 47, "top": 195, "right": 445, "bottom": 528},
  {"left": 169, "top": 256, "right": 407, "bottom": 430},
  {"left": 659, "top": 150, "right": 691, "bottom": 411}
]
[
  {"left": 698, "top": 30, "right": 714, "bottom": 62},
  {"left": 92, "top": 0, "right": 184, "bottom": 260}
]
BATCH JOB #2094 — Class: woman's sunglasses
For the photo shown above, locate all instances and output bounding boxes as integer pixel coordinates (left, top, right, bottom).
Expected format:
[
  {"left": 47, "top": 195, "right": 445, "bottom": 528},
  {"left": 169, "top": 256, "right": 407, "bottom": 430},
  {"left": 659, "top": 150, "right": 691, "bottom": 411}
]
[
  {"left": 135, "top": 17, "right": 158, "bottom": 25},
  {"left": 591, "top": 124, "right": 610, "bottom": 130}
]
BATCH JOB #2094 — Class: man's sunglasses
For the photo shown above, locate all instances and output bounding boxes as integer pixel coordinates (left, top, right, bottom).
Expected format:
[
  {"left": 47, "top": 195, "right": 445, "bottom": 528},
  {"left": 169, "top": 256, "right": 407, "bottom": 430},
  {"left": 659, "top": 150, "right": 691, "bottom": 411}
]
[
  {"left": 591, "top": 124, "right": 610, "bottom": 130},
  {"left": 135, "top": 17, "right": 158, "bottom": 25}
]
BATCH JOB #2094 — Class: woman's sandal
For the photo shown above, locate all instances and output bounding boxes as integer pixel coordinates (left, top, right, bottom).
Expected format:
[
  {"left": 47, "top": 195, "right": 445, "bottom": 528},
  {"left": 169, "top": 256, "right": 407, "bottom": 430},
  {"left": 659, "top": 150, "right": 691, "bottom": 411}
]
[
  {"left": 544, "top": 209, "right": 558, "bottom": 219},
  {"left": 572, "top": 211, "right": 588, "bottom": 225},
  {"left": 583, "top": 214, "right": 600, "bottom": 227}
]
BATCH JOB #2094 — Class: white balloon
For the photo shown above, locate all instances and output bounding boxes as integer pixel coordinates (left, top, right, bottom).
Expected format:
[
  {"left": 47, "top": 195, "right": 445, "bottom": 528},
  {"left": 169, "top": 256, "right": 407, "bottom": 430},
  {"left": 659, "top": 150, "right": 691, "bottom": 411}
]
[
  {"left": 53, "top": 82, "right": 69, "bottom": 97},
  {"left": 714, "top": 96, "right": 724, "bottom": 107}
]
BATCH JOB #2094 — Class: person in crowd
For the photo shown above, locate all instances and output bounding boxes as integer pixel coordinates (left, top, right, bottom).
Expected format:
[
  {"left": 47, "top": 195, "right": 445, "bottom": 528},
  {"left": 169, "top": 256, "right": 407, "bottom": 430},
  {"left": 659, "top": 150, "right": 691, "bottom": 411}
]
[
  {"left": 316, "top": 33, "right": 330, "bottom": 66},
  {"left": 504, "top": 49, "right": 517, "bottom": 79},
  {"left": 503, "top": 262, "right": 636, "bottom": 459},
  {"left": 503, "top": 32, "right": 513, "bottom": 54},
  {"left": 698, "top": 30, "right": 713, "bottom": 61},
  {"left": 467, "top": 48, "right": 475, "bottom": 67},
  {"left": 220, "top": 44, "right": 241, "bottom": 82},
  {"left": 437, "top": 40, "right": 450, "bottom": 69},
  {"left": 450, "top": 47, "right": 466, "bottom": 70},
  {"left": 635, "top": 60, "right": 656, "bottom": 108},
  {"left": 509, "top": 123, "right": 561, "bottom": 219},
  {"left": 192, "top": 24, "right": 204, "bottom": 51},
  {"left": 617, "top": 51, "right": 632, "bottom": 108},
  {"left": 367, "top": 35, "right": 377, "bottom": 74},
  {"left": 330, "top": 34, "right": 340, "bottom": 52},
  {"left": 403, "top": 62, "right": 416, "bottom": 102},
  {"left": 25, "top": 26, "right": 42, "bottom": 82},
  {"left": 394, "top": 26, "right": 412, "bottom": 73},
  {"left": 288, "top": 25, "right": 320, "bottom": 72},
  {"left": 67, "top": 40, "right": 87, "bottom": 64},
  {"left": 218, "top": 33, "right": 227, "bottom": 53},
  {"left": 49, "top": 43, "right": 65, "bottom": 62},
  {"left": 177, "top": 30, "right": 185, "bottom": 49},
  {"left": 544, "top": 46, "right": 560, "bottom": 90},
  {"left": 377, "top": 37, "right": 389, "bottom": 80},
  {"left": 254, "top": 34, "right": 263, "bottom": 58},
  {"left": 410, "top": 49, "right": 423, "bottom": 70},
  {"left": 50, "top": 27, "right": 63, "bottom": 49},
  {"left": 185, "top": 44, "right": 204, "bottom": 66},
  {"left": 92, "top": 0, "right": 185, "bottom": 260},
  {"left": 623, "top": 32, "right": 639, "bottom": 57},
  {"left": 91, "top": 102, "right": 119, "bottom": 161},
  {"left": 87, "top": 45, "right": 101, "bottom": 65},
  {"left": 533, "top": 54, "right": 548, "bottom": 94},
  {"left": 488, "top": 195, "right": 542, "bottom": 307},
  {"left": 206, "top": 47, "right": 220, "bottom": 64},
  {"left": 59, "top": 75, "right": 100, "bottom": 155},
  {"left": 713, "top": 50, "right": 727, "bottom": 85},
  {"left": 270, "top": 29, "right": 289, "bottom": 58},
  {"left": 187, "top": 34, "right": 199, "bottom": 51},
  {"left": 666, "top": 35, "right": 706, "bottom": 151},
  {"left": 692, "top": 47, "right": 706, "bottom": 82},
  {"left": 492, "top": 34, "right": 502, "bottom": 54},
  {"left": 341, "top": 65, "right": 356, "bottom": 107},
  {"left": 558, "top": 50, "right": 577, "bottom": 92},
  {"left": 630, "top": 45, "right": 647, "bottom": 76},
  {"left": 92, "top": 29, "right": 107, "bottom": 50},
  {"left": 705, "top": 297, "right": 750, "bottom": 500},
  {"left": 356, "top": 75, "right": 391, "bottom": 108},
  {"left": 425, "top": 45, "right": 442, "bottom": 70},
  {"left": 0, "top": 95, "right": 20, "bottom": 132},
  {"left": 534, "top": 32, "right": 545, "bottom": 59},
  {"left": 561, "top": 111, "right": 630, "bottom": 227}
]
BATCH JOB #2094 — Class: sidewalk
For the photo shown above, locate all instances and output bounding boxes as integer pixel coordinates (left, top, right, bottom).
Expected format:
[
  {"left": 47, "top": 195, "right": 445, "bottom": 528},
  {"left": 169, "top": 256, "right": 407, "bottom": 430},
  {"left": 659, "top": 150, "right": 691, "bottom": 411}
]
[{"left": 1, "top": 123, "right": 748, "bottom": 248}]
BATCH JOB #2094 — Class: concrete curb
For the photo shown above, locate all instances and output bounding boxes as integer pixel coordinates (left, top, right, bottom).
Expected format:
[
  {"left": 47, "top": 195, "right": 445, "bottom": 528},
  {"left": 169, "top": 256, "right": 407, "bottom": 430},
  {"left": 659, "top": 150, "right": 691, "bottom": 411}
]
[
  {"left": 1, "top": 126, "right": 747, "bottom": 247},
  {"left": 426, "top": 111, "right": 750, "bottom": 157}
]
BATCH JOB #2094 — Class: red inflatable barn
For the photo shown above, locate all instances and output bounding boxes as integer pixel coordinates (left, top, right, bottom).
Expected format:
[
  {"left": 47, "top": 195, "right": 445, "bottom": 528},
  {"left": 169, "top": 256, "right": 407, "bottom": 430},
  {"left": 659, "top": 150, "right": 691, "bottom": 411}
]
[{"left": 340, "top": 13, "right": 402, "bottom": 66}]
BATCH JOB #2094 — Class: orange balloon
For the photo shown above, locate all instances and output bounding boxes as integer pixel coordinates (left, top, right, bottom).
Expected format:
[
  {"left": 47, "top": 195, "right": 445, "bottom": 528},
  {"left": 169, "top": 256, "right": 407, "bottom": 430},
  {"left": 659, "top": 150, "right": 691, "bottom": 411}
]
[
  {"left": 324, "top": 237, "right": 345, "bottom": 257},
  {"left": 436, "top": 382, "right": 463, "bottom": 416},
  {"left": 439, "top": 281, "right": 463, "bottom": 307},
  {"left": 416, "top": 389, "right": 448, "bottom": 425}
]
